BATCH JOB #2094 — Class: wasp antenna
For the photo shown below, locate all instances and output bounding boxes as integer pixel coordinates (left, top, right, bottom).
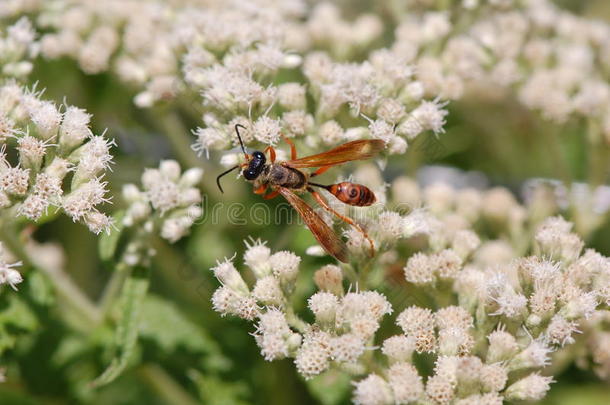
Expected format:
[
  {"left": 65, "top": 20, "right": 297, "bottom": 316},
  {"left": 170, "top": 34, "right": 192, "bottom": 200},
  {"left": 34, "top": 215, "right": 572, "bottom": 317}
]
[
  {"left": 216, "top": 165, "right": 239, "bottom": 193},
  {"left": 234, "top": 124, "right": 248, "bottom": 157}
]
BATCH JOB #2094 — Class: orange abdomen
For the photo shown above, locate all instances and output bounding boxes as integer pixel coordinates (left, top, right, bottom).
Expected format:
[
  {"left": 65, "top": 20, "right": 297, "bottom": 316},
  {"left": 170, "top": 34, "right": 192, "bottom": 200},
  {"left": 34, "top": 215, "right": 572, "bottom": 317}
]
[{"left": 328, "top": 182, "right": 376, "bottom": 206}]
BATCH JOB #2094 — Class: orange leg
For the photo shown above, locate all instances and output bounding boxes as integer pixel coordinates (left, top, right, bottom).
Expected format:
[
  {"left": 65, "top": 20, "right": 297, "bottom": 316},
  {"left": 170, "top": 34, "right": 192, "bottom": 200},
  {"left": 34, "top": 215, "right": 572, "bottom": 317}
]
[
  {"left": 311, "top": 166, "right": 332, "bottom": 178},
  {"left": 308, "top": 188, "right": 375, "bottom": 257},
  {"left": 263, "top": 190, "right": 280, "bottom": 200},
  {"left": 282, "top": 135, "right": 297, "bottom": 160},
  {"left": 254, "top": 184, "right": 267, "bottom": 194},
  {"left": 264, "top": 146, "right": 276, "bottom": 163}
]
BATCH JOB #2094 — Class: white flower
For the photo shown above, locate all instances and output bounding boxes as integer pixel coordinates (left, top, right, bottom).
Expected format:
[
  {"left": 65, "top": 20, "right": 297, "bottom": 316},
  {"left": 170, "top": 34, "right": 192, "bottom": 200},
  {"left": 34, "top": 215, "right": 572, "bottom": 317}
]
[
  {"left": 353, "top": 374, "right": 393, "bottom": 405},
  {"left": 0, "top": 243, "right": 23, "bottom": 290},
  {"left": 505, "top": 373, "right": 553, "bottom": 401}
]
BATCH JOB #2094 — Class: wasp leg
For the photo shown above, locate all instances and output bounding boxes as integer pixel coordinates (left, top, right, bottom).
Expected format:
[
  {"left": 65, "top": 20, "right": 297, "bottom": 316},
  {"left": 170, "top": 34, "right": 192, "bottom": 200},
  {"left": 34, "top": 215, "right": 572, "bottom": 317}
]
[
  {"left": 254, "top": 184, "right": 268, "bottom": 194},
  {"left": 310, "top": 166, "right": 332, "bottom": 178},
  {"left": 308, "top": 187, "right": 375, "bottom": 257},
  {"left": 282, "top": 135, "right": 297, "bottom": 160},
  {"left": 264, "top": 146, "right": 276, "bottom": 163},
  {"left": 263, "top": 189, "right": 280, "bottom": 200}
]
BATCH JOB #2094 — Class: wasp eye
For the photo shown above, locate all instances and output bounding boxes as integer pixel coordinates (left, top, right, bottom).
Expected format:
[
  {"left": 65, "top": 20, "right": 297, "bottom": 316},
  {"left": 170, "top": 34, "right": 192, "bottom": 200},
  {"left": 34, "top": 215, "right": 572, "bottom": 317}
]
[
  {"left": 243, "top": 169, "right": 258, "bottom": 180},
  {"left": 252, "top": 151, "right": 266, "bottom": 162}
]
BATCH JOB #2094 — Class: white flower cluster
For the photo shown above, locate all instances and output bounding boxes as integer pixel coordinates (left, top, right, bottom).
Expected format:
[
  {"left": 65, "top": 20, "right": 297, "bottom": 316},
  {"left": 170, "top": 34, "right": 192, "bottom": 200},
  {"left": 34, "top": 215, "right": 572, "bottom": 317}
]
[
  {"left": 0, "top": 242, "right": 22, "bottom": 290},
  {"left": 211, "top": 240, "right": 395, "bottom": 380},
  {"left": 11, "top": 0, "right": 448, "bottom": 157},
  {"left": 208, "top": 164, "right": 609, "bottom": 403},
  {"left": 193, "top": 41, "right": 448, "bottom": 159},
  {"left": 25, "top": 0, "right": 305, "bottom": 108},
  {"left": 0, "top": 82, "right": 113, "bottom": 233},
  {"left": 0, "top": 17, "right": 38, "bottom": 79},
  {"left": 121, "top": 160, "right": 202, "bottom": 264},
  {"left": 522, "top": 177, "right": 610, "bottom": 237},
  {"left": 352, "top": 235, "right": 608, "bottom": 405},
  {"left": 392, "top": 0, "right": 610, "bottom": 141}
]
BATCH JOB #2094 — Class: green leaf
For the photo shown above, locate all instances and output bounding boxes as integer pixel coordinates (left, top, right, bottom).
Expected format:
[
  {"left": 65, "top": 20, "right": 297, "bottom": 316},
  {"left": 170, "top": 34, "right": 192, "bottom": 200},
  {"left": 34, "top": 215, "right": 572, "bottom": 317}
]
[
  {"left": 188, "top": 370, "right": 250, "bottom": 405},
  {"left": 139, "top": 294, "right": 229, "bottom": 371},
  {"left": 0, "top": 294, "right": 39, "bottom": 331},
  {"left": 0, "top": 294, "right": 39, "bottom": 356},
  {"left": 26, "top": 271, "right": 55, "bottom": 307},
  {"left": 91, "top": 266, "right": 150, "bottom": 387},
  {"left": 98, "top": 210, "right": 126, "bottom": 263},
  {"left": 306, "top": 369, "right": 352, "bottom": 405}
]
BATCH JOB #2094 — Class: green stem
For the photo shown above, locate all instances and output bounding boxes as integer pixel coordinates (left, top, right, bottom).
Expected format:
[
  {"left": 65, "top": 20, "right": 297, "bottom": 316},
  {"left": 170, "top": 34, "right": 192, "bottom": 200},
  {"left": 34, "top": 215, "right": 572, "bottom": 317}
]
[
  {"left": 286, "top": 307, "right": 308, "bottom": 333},
  {"left": 154, "top": 110, "right": 204, "bottom": 171},
  {"left": 586, "top": 118, "right": 609, "bottom": 188},
  {"left": 356, "top": 257, "right": 376, "bottom": 289},
  {"left": 98, "top": 261, "right": 129, "bottom": 319},
  {"left": 137, "top": 364, "right": 201, "bottom": 405},
  {"left": 0, "top": 222, "right": 102, "bottom": 328},
  {"left": 544, "top": 124, "right": 572, "bottom": 186}
]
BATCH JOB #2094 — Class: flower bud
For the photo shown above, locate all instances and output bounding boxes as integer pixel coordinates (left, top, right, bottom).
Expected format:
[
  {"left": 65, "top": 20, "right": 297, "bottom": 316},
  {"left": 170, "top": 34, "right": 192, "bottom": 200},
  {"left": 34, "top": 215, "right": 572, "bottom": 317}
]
[
  {"left": 313, "top": 264, "right": 344, "bottom": 296},
  {"left": 505, "top": 373, "right": 553, "bottom": 401},
  {"left": 211, "top": 258, "right": 249, "bottom": 296}
]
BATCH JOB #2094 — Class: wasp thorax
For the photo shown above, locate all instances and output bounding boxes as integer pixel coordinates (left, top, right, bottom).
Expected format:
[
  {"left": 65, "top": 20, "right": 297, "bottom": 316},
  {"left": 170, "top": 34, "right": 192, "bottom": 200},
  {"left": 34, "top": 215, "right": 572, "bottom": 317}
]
[{"left": 244, "top": 151, "right": 266, "bottom": 180}]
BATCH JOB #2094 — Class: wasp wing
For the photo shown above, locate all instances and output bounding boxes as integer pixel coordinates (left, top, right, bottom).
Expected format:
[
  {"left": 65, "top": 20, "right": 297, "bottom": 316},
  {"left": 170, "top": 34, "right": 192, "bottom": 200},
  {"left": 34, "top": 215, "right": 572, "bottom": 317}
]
[
  {"left": 284, "top": 139, "right": 385, "bottom": 169},
  {"left": 278, "top": 187, "right": 348, "bottom": 263}
]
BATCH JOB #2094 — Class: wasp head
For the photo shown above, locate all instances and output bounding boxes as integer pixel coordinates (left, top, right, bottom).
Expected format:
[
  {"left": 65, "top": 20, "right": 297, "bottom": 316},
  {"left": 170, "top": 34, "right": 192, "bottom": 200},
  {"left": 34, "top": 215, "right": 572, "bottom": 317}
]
[{"left": 243, "top": 150, "right": 266, "bottom": 180}]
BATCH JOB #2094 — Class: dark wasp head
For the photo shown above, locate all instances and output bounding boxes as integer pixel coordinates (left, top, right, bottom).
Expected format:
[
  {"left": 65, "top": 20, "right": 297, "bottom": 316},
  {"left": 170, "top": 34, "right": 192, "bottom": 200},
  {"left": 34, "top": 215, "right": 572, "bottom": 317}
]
[{"left": 243, "top": 150, "right": 266, "bottom": 180}]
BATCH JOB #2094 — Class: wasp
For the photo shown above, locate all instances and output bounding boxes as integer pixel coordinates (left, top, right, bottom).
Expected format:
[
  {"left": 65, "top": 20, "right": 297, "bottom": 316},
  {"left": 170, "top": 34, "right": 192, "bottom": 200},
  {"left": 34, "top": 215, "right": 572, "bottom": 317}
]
[{"left": 217, "top": 124, "right": 385, "bottom": 263}]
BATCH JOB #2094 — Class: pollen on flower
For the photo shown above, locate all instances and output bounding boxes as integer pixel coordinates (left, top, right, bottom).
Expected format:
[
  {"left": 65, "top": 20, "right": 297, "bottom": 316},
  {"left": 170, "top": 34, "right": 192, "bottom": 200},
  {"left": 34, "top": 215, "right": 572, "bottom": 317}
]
[
  {"left": 1, "top": 166, "right": 30, "bottom": 195},
  {"left": 18, "top": 194, "right": 47, "bottom": 220},
  {"left": 396, "top": 306, "right": 437, "bottom": 353},
  {"left": 295, "top": 331, "right": 332, "bottom": 379},
  {"left": 425, "top": 374, "right": 455, "bottom": 405}
]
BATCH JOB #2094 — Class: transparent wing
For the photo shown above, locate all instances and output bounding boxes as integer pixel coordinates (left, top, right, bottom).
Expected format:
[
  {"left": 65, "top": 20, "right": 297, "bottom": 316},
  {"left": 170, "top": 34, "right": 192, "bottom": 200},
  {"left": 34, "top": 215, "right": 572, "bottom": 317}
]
[
  {"left": 278, "top": 187, "right": 348, "bottom": 263},
  {"left": 284, "top": 139, "right": 385, "bottom": 169}
]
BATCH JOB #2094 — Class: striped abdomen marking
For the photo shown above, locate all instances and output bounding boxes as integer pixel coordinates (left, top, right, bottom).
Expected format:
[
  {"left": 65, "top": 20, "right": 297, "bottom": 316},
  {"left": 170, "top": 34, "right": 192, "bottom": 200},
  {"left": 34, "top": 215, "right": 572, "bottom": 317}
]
[{"left": 328, "top": 182, "right": 376, "bottom": 206}]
